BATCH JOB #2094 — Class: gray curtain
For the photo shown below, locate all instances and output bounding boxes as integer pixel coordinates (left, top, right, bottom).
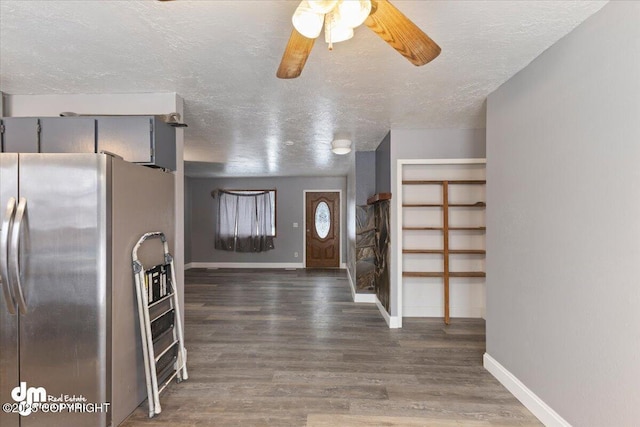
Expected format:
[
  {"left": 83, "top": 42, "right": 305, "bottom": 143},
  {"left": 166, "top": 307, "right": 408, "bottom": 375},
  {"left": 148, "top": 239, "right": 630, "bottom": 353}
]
[
  {"left": 215, "top": 190, "right": 275, "bottom": 252},
  {"left": 215, "top": 191, "right": 238, "bottom": 251}
]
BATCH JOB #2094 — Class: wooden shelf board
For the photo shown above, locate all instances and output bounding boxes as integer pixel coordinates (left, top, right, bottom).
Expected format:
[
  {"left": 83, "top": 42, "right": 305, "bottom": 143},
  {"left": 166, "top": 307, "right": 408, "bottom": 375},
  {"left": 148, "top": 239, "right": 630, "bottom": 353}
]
[
  {"left": 403, "top": 271, "right": 486, "bottom": 278},
  {"left": 449, "top": 249, "right": 486, "bottom": 255},
  {"left": 403, "top": 272, "right": 444, "bottom": 278},
  {"left": 403, "top": 226, "right": 486, "bottom": 231},
  {"left": 403, "top": 180, "right": 486, "bottom": 185},
  {"left": 403, "top": 202, "right": 485, "bottom": 208},
  {"left": 449, "top": 202, "right": 486, "bottom": 207},
  {"left": 402, "top": 249, "right": 484, "bottom": 255},
  {"left": 402, "top": 227, "right": 443, "bottom": 230},
  {"left": 449, "top": 272, "right": 486, "bottom": 278}
]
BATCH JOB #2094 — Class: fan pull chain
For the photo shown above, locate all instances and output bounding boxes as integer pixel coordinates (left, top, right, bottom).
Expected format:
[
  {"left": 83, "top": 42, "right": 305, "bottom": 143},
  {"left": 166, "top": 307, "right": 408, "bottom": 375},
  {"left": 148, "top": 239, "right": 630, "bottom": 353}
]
[{"left": 326, "top": 12, "right": 333, "bottom": 51}]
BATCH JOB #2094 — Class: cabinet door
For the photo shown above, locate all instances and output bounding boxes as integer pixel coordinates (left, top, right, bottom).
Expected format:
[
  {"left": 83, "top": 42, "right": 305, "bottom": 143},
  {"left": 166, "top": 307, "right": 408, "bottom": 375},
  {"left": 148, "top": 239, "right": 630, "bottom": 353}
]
[
  {"left": 151, "top": 118, "right": 177, "bottom": 171},
  {"left": 1, "top": 118, "right": 39, "bottom": 153},
  {"left": 96, "top": 116, "right": 153, "bottom": 163},
  {"left": 39, "top": 117, "right": 96, "bottom": 153}
]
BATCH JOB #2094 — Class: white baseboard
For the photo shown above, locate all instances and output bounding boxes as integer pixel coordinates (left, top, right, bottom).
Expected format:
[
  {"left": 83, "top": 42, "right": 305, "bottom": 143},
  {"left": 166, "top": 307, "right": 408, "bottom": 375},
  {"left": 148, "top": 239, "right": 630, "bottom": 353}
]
[
  {"left": 346, "top": 268, "right": 377, "bottom": 303},
  {"left": 483, "top": 353, "right": 571, "bottom": 427},
  {"left": 184, "top": 262, "right": 193, "bottom": 270},
  {"left": 403, "top": 305, "right": 484, "bottom": 318},
  {"left": 354, "top": 293, "right": 376, "bottom": 303},
  {"left": 375, "top": 297, "right": 401, "bottom": 328},
  {"left": 346, "top": 268, "right": 357, "bottom": 300},
  {"left": 188, "top": 262, "right": 304, "bottom": 269}
]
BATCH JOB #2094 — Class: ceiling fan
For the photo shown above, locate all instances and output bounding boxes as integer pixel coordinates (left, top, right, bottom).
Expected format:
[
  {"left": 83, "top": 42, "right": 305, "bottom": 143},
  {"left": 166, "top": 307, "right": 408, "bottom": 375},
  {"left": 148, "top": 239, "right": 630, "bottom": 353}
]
[
  {"left": 157, "top": 0, "right": 440, "bottom": 79},
  {"left": 277, "top": 0, "right": 441, "bottom": 79}
]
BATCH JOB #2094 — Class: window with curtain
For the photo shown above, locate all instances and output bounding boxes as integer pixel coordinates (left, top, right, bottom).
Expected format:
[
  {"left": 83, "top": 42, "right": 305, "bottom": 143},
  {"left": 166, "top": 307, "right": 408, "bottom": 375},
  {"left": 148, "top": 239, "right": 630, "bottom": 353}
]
[{"left": 214, "top": 190, "right": 276, "bottom": 252}]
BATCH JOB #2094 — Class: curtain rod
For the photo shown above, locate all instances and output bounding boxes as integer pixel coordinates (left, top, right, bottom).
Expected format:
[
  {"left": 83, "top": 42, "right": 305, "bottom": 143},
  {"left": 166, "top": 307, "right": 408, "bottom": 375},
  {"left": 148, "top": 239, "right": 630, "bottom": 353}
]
[{"left": 211, "top": 189, "right": 276, "bottom": 198}]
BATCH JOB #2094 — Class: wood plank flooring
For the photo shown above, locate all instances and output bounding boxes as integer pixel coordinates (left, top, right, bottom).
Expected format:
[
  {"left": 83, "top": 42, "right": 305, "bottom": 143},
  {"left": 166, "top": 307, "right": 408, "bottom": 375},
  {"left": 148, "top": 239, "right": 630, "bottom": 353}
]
[{"left": 121, "top": 268, "right": 541, "bottom": 427}]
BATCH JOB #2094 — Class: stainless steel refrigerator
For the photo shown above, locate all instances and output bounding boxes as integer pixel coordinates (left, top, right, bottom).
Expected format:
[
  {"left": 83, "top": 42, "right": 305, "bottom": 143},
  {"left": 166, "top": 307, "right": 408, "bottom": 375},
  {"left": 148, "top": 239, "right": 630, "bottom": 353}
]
[{"left": 0, "top": 153, "right": 175, "bottom": 427}]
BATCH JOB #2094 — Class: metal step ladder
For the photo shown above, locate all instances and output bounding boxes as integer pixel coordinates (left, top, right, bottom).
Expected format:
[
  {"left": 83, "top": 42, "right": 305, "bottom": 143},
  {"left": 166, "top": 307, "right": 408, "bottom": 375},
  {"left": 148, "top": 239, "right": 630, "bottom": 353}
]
[{"left": 132, "top": 232, "right": 188, "bottom": 418}]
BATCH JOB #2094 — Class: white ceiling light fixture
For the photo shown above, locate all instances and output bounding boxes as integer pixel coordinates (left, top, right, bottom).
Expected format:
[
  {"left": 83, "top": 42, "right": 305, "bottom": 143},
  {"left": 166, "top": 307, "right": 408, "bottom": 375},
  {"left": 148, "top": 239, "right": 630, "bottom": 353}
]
[
  {"left": 307, "top": 0, "right": 339, "bottom": 14},
  {"left": 337, "top": 0, "right": 372, "bottom": 28},
  {"left": 331, "top": 139, "right": 352, "bottom": 155},
  {"left": 292, "top": 1, "right": 325, "bottom": 39},
  {"left": 324, "top": 11, "right": 354, "bottom": 45},
  {"left": 291, "top": 0, "right": 371, "bottom": 49}
]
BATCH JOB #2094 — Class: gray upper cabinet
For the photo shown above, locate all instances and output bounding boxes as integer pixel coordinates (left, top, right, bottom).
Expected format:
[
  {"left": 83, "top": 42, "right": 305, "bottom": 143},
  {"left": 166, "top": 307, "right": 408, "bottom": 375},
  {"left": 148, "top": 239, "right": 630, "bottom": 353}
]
[
  {"left": 1, "top": 117, "right": 39, "bottom": 153},
  {"left": 40, "top": 117, "right": 96, "bottom": 153},
  {"left": 1, "top": 116, "right": 176, "bottom": 170},
  {"left": 96, "top": 116, "right": 176, "bottom": 171}
]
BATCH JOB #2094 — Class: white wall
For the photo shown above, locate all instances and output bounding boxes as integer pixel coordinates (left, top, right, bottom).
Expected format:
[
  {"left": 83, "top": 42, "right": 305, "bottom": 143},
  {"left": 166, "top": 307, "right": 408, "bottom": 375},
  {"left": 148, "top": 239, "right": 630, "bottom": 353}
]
[
  {"left": 486, "top": 2, "right": 640, "bottom": 425},
  {"left": 388, "top": 129, "right": 486, "bottom": 322},
  {"left": 5, "top": 93, "right": 186, "bottom": 333}
]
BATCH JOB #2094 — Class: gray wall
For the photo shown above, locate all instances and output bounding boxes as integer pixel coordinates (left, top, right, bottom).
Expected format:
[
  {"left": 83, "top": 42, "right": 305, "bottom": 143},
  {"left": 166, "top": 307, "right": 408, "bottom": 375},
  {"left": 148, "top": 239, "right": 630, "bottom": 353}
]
[
  {"left": 486, "top": 2, "right": 640, "bottom": 425},
  {"left": 392, "top": 129, "right": 486, "bottom": 159},
  {"left": 189, "top": 176, "right": 347, "bottom": 264},
  {"left": 387, "top": 129, "right": 486, "bottom": 316},
  {"left": 375, "top": 132, "right": 391, "bottom": 194},
  {"left": 355, "top": 151, "right": 376, "bottom": 205}
]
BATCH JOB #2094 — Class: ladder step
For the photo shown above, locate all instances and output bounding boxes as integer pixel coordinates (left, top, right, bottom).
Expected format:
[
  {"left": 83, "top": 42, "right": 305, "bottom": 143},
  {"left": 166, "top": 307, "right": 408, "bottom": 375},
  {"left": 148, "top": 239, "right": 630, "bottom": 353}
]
[
  {"left": 148, "top": 292, "right": 175, "bottom": 309},
  {"left": 155, "top": 340, "right": 179, "bottom": 363},
  {"left": 151, "top": 306, "right": 175, "bottom": 324},
  {"left": 157, "top": 370, "right": 180, "bottom": 395},
  {"left": 153, "top": 328, "right": 174, "bottom": 351}
]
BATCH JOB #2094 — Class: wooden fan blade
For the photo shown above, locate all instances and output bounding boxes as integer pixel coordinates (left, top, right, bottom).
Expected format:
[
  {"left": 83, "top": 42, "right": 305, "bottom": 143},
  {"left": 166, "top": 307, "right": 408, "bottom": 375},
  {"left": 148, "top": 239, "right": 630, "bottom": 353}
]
[
  {"left": 365, "top": 0, "right": 441, "bottom": 66},
  {"left": 277, "top": 29, "right": 316, "bottom": 79}
]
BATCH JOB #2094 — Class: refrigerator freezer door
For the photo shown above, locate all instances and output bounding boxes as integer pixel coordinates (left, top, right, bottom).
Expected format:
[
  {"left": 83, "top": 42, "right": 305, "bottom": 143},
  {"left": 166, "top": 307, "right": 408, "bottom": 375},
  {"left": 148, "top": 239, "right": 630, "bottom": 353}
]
[
  {"left": 18, "top": 154, "right": 111, "bottom": 427},
  {"left": 0, "top": 153, "right": 19, "bottom": 427}
]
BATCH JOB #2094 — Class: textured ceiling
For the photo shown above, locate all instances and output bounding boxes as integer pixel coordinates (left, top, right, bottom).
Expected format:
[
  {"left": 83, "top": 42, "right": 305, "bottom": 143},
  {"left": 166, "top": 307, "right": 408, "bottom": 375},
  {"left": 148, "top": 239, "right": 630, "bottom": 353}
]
[{"left": 0, "top": 0, "right": 607, "bottom": 177}]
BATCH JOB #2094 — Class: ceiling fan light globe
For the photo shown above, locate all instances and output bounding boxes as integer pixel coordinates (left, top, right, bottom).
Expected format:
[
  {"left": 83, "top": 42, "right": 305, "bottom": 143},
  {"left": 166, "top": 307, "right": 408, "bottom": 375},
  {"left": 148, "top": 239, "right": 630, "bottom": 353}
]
[
  {"left": 337, "top": 0, "right": 371, "bottom": 28},
  {"left": 331, "top": 139, "right": 352, "bottom": 155},
  {"left": 292, "top": 1, "right": 325, "bottom": 39},
  {"left": 307, "top": 0, "right": 339, "bottom": 14},
  {"left": 326, "top": 26, "right": 353, "bottom": 44},
  {"left": 324, "top": 12, "right": 354, "bottom": 44}
]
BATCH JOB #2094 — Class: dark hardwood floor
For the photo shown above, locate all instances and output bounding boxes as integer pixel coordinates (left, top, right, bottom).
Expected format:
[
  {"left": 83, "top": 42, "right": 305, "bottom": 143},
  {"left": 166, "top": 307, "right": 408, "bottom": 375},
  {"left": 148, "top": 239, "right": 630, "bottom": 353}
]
[{"left": 122, "top": 268, "right": 541, "bottom": 427}]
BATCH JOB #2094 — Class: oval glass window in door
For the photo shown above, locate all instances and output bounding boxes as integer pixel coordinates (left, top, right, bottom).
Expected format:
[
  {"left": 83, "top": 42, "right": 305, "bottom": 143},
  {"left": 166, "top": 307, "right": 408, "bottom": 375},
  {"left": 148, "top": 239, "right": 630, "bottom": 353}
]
[{"left": 315, "top": 201, "right": 331, "bottom": 239}]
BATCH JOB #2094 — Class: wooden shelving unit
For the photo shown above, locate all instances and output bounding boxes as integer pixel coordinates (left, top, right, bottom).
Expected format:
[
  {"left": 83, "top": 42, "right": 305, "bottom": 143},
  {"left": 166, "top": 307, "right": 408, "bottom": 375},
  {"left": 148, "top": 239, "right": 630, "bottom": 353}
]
[
  {"left": 403, "top": 249, "right": 485, "bottom": 255},
  {"left": 402, "top": 179, "right": 486, "bottom": 324}
]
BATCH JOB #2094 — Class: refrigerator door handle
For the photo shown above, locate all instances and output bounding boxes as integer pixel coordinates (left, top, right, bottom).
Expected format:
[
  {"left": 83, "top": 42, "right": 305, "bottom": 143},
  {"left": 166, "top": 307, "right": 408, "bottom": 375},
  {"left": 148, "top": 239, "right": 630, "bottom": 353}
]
[
  {"left": 9, "top": 197, "right": 28, "bottom": 315},
  {"left": 0, "top": 197, "right": 17, "bottom": 315}
]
